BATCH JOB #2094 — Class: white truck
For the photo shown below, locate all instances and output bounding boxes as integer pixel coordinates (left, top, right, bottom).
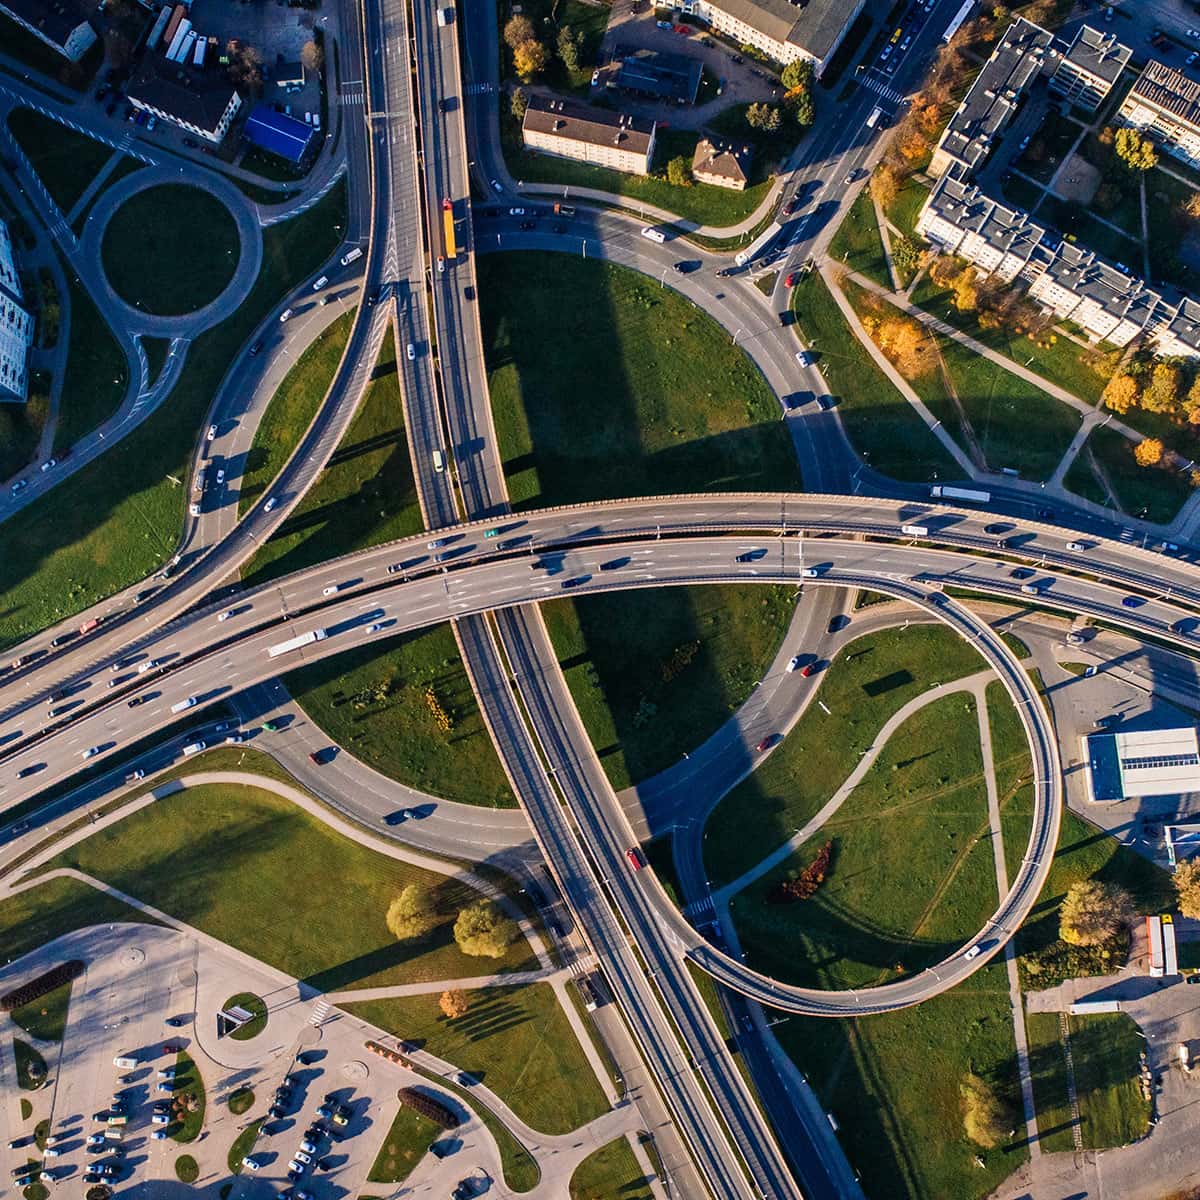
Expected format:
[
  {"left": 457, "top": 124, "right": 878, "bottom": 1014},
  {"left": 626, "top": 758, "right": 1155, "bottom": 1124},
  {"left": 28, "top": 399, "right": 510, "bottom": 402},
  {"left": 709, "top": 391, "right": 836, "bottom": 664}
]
[
  {"left": 267, "top": 628, "right": 328, "bottom": 659},
  {"left": 930, "top": 485, "right": 991, "bottom": 503},
  {"left": 340, "top": 247, "right": 363, "bottom": 266},
  {"left": 437, "top": 4, "right": 453, "bottom": 24}
]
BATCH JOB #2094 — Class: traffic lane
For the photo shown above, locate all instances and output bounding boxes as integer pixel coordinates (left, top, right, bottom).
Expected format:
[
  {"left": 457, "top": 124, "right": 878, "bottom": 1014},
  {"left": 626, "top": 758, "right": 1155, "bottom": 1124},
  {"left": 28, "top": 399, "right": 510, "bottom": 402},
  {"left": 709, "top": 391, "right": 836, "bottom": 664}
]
[{"left": 4, "top": 490, "right": 1200, "bottom": 730}]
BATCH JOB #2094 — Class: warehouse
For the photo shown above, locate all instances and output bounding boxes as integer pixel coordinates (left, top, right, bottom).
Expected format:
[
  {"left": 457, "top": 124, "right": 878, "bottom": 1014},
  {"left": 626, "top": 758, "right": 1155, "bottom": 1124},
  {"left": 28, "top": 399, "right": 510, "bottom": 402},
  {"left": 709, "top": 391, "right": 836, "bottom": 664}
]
[{"left": 1083, "top": 726, "right": 1200, "bottom": 802}]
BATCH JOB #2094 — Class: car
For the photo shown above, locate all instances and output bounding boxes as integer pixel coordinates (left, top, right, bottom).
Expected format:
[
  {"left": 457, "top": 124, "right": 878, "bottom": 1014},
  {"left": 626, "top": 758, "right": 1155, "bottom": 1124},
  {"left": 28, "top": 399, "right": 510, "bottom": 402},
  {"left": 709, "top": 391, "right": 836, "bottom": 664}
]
[
  {"left": 292, "top": 1150, "right": 313, "bottom": 1167},
  {"left": 87, "top": 1133, "right": 105, "bottom": 1146},
  {"left": 591, "top": 69, "right": 599, "bottom": 85},
  {"left": 735, "top": 549, "right": 762, "bottom": 562},
  {"left": 900, "top": 35, "right": 911, "bottom": 50},
  {"left": 755, "top": 736, "right": 775, "bottom": 752},
  {"left": 151, "top": 1112, "right": 170, "bottom": 1125},
  {"left": 1188, "top": 27, "right": 1200, "bottom": 38},
  {"left": 816, "top": 393, "right": 836, "bottom": 410},
  {"left": 82, "top": 746, "right": 101, "bottom": 760},
  {"left": 510, "top": 206, "right": 526, "bottom": 216},
  {"left": 1187, "top": 50, "right": 1198, "bottom": 65},
  {"left": 215, "top": 467, "right": 226, "bottom": 485},
  {"left": 407, "top": 342, "right": 416, "bottom": 361},
  {"left": 300, "top": 1138, "right": 319, "bottom": 1154},
  {"left": 1020, "top": 582, "right": 1040, "bottom": 595},
  {"left": 427, "top": 537, "right": 448, "bottom": 549},
  {"left": 879, "top": 44, "right": 892, "bottom": 61},
  {"left": 801, "top": 663, "right": 817, "bottom": 677},
  {"left": 984, "top": 523, "right": 1009, "bottom": 535},
  {"left": 10, "top": 478, "right": 27, "bottom": 494},
  {"left": 331, "top": 1106, "right": 350, "bottom": 1126},
  {"left": 189, "top": 502, "right": 201, "bottom": 517},
  {"left": 787, "top": 656, "right": 801, "bottom": 672},
  {"left": 243, "top": 1155, "right": 263, "bottom": 1170},
  {"left": 207, "top": 424, "right": 217, "bottom": 441},
  {"left": 1121, "top": 595, "right": 1143, "bottom": 608},
  {"left": 83, "top": 1170, "right": 103, "bottom": 1183},
  {"left": 316, "top": 1104, "right": 334, "bottom": 1120},
  {"left": 784, "top": 272, "right": 798, "bottom": 288},
  {"left": 127, "top": 696, "right": 145, "bottom": 708},
  {"left": 280, "top": 308, "right": 293, "bottom": 323},
  {"left": 264, "top": 496, "right": 278, "bottom": 512},
  {"left": 844, "top": 174, "right": 856, "bottom": 185},
  {"left": 366, "top": 621, "right": 385, "bottom": 633},
  {"left": 625, "top": 847, "right": 644, "bottom": 871},
  {"left": 964, "top": 944, "right": 982, "bottom": 960},
  {"left": 322, "top": 584, "right": 342, "bottom": 596},
  {"left": 40, "top": 458, "right": 57, "bottom": 472}
]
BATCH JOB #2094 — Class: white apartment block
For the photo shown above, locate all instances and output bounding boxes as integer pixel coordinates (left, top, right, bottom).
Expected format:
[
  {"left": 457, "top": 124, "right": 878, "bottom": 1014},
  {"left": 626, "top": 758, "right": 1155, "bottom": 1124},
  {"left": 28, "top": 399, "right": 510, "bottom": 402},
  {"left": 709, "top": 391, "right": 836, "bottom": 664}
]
[
  {"left": 0, "top": 220, "right": 33, "bottom": 404},
  {"left": 1117, "top": 60, "right": 1200, "bottom": 169},
  {"left": 522, "top": 96, "right": 656, "bottom": 176}
]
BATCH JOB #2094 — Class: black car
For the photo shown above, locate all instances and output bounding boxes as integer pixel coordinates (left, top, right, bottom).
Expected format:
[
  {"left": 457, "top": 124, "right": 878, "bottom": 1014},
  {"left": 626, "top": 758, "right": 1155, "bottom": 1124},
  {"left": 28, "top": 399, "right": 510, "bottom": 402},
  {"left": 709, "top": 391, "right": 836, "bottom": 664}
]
[
  {"left": 249, "top": 341, "right": 263, "bottom": 356},
  {"left": 519, "top": 220, "right": 535, "bottom": 230},
  {"left": 128, "top": 696, "right": 145, "bottom": 708},
  {"left": 16, "top": 764, "right": 44, "bottom": 778}
]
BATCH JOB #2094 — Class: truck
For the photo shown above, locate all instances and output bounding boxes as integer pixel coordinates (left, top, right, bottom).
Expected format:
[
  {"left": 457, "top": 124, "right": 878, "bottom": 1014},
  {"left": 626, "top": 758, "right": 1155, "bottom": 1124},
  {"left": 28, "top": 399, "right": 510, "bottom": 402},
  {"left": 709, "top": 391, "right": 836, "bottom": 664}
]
[
  {"left": 436, "top": 4, "right": 453, "bottom": 24},
  {"left": 1164, "top": 912, "right": 1179, "bottom": 976},
  {"left": 113, "top": 1055, "right": 138, "bottom": 1069},
  {"left": 340, "top": 246, "right": 364, "bottom": 266},
  {"left": 930, "top": 485, "right": 991, "bottom": 503},
  {"left": 553, "top": 202, "right": 575, "bottom": 217},
  {"left": 1148, "top": 915, "right": 1165, "bottom": 978},
  {"left": 641, "top": 226, "right": 666, "bottom": 245},
  {"left": 901, "top": 523, "right": 929, "bottom": 537},
  {"left": 442, "top": 198, "right": 457, "bottom": 260},
  {"left": 79, "top": 617, "right": 100, "bottom": 636},
  {"left": 866, "top": 106, "right": 883, "bottom": 129},
  {"left": 267, "top": 628, "right": 328, "bottom": 659},
  {"left": 1180, "top": 1042, "right": 1193, "bottom": 1073}
]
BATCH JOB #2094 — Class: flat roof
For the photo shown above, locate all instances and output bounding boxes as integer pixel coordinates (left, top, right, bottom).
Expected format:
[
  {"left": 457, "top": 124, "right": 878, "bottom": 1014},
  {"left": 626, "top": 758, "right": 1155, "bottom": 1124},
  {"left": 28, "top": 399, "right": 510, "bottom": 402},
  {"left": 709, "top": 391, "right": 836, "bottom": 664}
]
[
  {"left": 127, "top": 53, "right": 239, "bottom": 134},
  {"left": 1128, "top": 58, "right": 1200, "bottom": 134},
  {"left": 710, "top": 0, "right": 863, "bottom": 59},
  {"left": 1084, "top": 727, "right": 1200, "bottom": 800},
  {"left": 523, "top": 94, "right": 655, "bottom": 155},
  {"left": 244, "top": 104, "right": 313, "bottom": 163},
  {"left": 1059, "top": 24, "right": 1131, "bottom": 86},
  {"left": 613, "top": 46, "right": 702, "bottom": 103},
  {"left": 0, "top": 0, "right": 93, "bottom": 47}
]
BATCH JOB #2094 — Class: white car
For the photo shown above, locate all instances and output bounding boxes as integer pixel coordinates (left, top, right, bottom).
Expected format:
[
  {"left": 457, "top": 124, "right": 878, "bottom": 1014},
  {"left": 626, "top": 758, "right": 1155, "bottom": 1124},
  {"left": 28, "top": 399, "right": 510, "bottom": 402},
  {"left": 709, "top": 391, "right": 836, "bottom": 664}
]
[
  {"left": 786, "top": 656, "right": 801, "bottom": 673},
  {"left": 491, "top": 178, "right": 502, "bottom": 192},
  {"left": 436, "top": 255, "right": 445, "bottom": 273},
  {"left": 509, "top": 207, "right": 526, "bottom": 216},
  {"left": 322, "top": 584, "right": 342, "bottom": 596},
  {"left": 964, "top": 944, "right": 982, "bottom": 960},
  {"left": 591, "top": 69, "right": 599, "bottom": 85},
  {"left": 216, "top": 468, "right": 225, "bottom": 484},
  {"left": 280, "top": 308, "right": 293, "bottom": 323},
  {"left": 294, "top": 1151, "right": 313, "bottom": 1165},
  {"left": 407, "top": 343, "right": 416, "bottom": 361},
  {"left": 243, "top": 1155, "right": 263, "bottom": 1171},
  {"left": 152, "top": 1129, "right": 168, "bottom": 1140},
  {"left": 225, "top": 733, "right": 245, "bottom": 745},
  {"left": 264, "top": 497, "right": 278, "bottom": 512},
  {"left": 1189, "top": 28, "right": 1200, "bottom": 39},
  {"left": 189, "top": 502, "right": 201, "bottom": 517},
  {"left": 207, "top": 424, "right": 217, "bottom": 441},
  {"left": 218, "top": 609, "right": 234, "bottom": 622},
  {"left": 40, "top": 458, "right": 57, "bottom": 473},
  {"left": 82, "top": 746, "right": 101, "bottom": 760},
  {"left": 367, "top": 622, "right": 384, "bottom": 633}
]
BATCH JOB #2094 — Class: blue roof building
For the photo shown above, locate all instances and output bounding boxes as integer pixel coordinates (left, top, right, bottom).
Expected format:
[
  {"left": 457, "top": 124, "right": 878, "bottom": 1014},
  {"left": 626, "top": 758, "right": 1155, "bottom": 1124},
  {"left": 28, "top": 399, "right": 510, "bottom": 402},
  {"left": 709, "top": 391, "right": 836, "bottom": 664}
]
[{"left": 243, "top": 104, "right": 313, "bottom": 164}]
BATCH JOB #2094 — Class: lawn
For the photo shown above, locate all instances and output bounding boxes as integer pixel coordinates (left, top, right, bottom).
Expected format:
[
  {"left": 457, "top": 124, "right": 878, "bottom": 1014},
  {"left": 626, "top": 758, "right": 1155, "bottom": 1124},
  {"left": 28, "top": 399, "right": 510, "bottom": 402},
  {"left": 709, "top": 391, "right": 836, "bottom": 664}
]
[
  {"left": 705, "top": 624, "right": 989, "bottom": 888},
  {"left": 102, "top": 186, "right": 241, "bottom": 316},
  {"left": 238, "top": 310, "right": 355, "bottom": 514},
  {"left": 730, "top": 692, "right": 997, "bottom": 989},
  {"left": 242, "top": 334, "right": 422, "bottom": 585},
  {"left": 1024, "top": 1011, "right": 1076, "bottom": 1152},
  {"left": 7, "top": 109, "right": 113, "bottom": 214},
  {"left": 13, "top": 1039, "right": 47, "bottom": 1090},
  {"left": 909, "top": 272, "right": 1112, "bottom": 406},
  {"left": 0, "top": 180, "right": 347, "bottom": 648},
  {"left": 541, "top": 584, "right": 796, "bottom": 790},
  {"left": 227, "top": 1119, "right": 264, "bottom": 1172},
  {"left": 170, "top": 1050, "right": 206, "bottom": 1142},
  {"left": 774, "top": 965, "right": 1024, "bottom": 1200},
  {"left": 828, "top": 188, "right": 890, "bottom": 287},
  {"left": 345, "top": 983, "right": 609, "bottom": 1135},
  {"left": 789, "top": 270, "right": 959, "bottom": 482},
  {"left": 8, "top": 981, "right": 72, "bottom": 1042},
  {"left": 570, "top": 1136, "right": 653, "bottom": 1200},
  {"left": 1063, "top": 445, "right": 1112, "bottom": 508},
  {"left": 223, "top": 991, "right": 267, "bottom": 1040},
  {"left": 43, "top": 782, "right": 535, "bottom": 990},
  {"left": 1083, "top": 424, "right": 1193, "bottom": 526},
  {"left": 367, "top": 1104, "right": 440, "bottom": 1184},
  {"left": 71, "top": 155, "right": 145, "bottom": 236},
  {"left": 886, "top": 178, "right": 930, "bottom": 239},
  {"left": 0, "top": 379, "right": 47, "bottom": 480},
  {"left": 54, "top": 273, "right": 129, "bottom": 453},
  {"left": 481, "top": 254, "right": 800, "bottom": 508},
  {"left": 228, "top": 1087, "right": 254, "bottom": 1115},
  {"left": 285, "top": 623, "right": 515, "bottom": 808}
]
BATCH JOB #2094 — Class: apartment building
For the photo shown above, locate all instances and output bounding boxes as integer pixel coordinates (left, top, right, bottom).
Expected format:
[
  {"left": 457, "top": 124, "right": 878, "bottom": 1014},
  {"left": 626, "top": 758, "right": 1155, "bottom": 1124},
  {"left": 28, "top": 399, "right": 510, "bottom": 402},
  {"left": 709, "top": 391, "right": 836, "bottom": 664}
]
[
  {"left": 127, "top": 53, "right": 242, "bottom": 145},
  {"left": 691, "top": 137, "right": 753, "bottom": 190},
  {"left": 0, "top": 220, "right": 34, "bottom": 405},
  {"left": 1117, "top": 60, "right": 1200, "bottom": 169},
  {"left": 1048, "top": 25, "right": 1130, "bottom": 115},
  {"left": 0, "top": 0, "right": 96, "bottom": 62},
  {"left": 522, "top": 95, "right": 656, "bottom": 176}
]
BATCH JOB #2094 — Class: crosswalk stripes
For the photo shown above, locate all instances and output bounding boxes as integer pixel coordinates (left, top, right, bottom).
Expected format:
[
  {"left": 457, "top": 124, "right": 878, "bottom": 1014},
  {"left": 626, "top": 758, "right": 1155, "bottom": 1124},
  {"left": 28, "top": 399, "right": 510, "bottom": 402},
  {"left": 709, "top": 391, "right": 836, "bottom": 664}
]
[
  {"left": 860, "top": 76, "right": 903, "bottom": 106},
  {"left": 340, "top": 83, "right": 365, "bottom": 106},
  {"left": 310, "top": 998, "right": 330, "bottom": 1026},
  {"left": 465, "top": 81, "right": 495, "bottom": 96},
  {"left": 686, "top": 895, "right": 716, "bottom": 921}
]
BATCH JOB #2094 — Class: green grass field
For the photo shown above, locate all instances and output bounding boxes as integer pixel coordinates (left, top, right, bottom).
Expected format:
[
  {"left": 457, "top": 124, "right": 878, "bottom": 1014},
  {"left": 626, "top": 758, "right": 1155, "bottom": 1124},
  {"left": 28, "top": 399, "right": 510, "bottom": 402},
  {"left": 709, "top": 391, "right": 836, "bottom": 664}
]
[
  {"left": 13, "top": 1039, "right": 47, "bottom": 1090},
  {"left": 731, "top": 692, "right": 997, "bottom": 989},
  {"left": 789, "top": 270, "right": 959, "bottom": 481},
  {"left": 705, "top": 624, "right": 988, "bottom": 888},
  {"left": 0, "top": 381, "right": 47, "bottom": 480},
  {"left": 223, "top": 991, "right": 267, "bottom": 1040},
  {"left": 8, "top": 981, "right": 72, "bottom": 1042},
  {"left": 7, "top": 109, "right": 113, "bottom": 213},
  {"left": 238, "top": 310, "right": 355, "bottom": 513},
  {"left": 346, "top": 983, "right": 608, "bottom": 1135},
  {"left": 481, "top": 253, "right": 800, "bottom": 508},
  {"left": 0, "top": 181, "right": 347, "bottom": 648},
  {"left": 1083, "top": 424, "right": 1192, "bottom": 526},
  {"left": 102, "top": 186, "right": 241, "bottom": 316},
  {"left": 367, "top": 1105, "right": 441, "bottom": 1184},
  {"left": 227, "top": 1119, "right": 263, "bottom": 1172},
  {"left": 1064, "top": 445, "right": 1112, "bottom": 508},
  {"left": 43, "top": 782, "right": 534, "bottom": 990},
  {"left": 170, "top": 1050, "right": 205, "bottom": 1142},
  {"left": 54, "top": 273, "right": 128, "bottom": 453},
  {"left": 243, "top": 334, "right": 422, "bottom": 585},
  {"left": 71, "top": 156, "right": 145, "bottom": 236},
  {"left": 542, "top": 584, "right": 796, "bottom": 790},
  {"left": 285, "top": 623, "right": 515, "bottom": 808},
  {"left": 570, "top": 1136, "right": 653, "bottom": 1200},
  {"left": 886, "top": 178, "right": 930, "bottom": 238},
  {"left": 1024, "top": 1011, "right": 1076, "bottom": 1152},
  {"left": 828, "top": 188, "right": 890, "bottom": 286}
]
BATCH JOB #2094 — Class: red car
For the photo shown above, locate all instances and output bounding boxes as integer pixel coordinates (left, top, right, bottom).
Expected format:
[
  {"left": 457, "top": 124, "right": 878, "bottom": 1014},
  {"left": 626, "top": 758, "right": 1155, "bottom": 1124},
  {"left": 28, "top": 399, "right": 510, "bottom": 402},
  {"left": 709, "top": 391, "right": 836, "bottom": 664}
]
[
  {"left": 801, "top": 663, "right": 816, "bottom": 678},
  {"left": 755, "top": 736, "right": 776, "bottom": 753},
  {"left": 784, "top": 272, "right": 798, "bottom": 288},
  {"left": 625, "top": 847, "right": 644, "bottom": 872}
]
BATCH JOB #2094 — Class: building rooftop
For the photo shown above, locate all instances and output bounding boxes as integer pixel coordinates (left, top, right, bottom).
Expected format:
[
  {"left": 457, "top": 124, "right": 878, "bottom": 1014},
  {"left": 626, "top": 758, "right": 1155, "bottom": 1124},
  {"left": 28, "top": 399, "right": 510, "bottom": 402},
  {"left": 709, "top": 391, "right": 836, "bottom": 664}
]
[
  {"left": 0, "top": 0, "right": 93, "bottom": 48},
  {"left": 691, "top": 136, "right": 753, "bottom": 184},
  {"left": 128, "top": 53, "right": 239, "bottom": 135},
  {"left": 613, "top": 46, "right": 702, "bottom": 104},
  {"left": 1127, "top": 59, "right": 1200, "bottom": 132},
  {"left": 243, "top": 104, "right": 312, "bottom": 163},
  {"left": 936, "top": 17, "right": 1055, "bottom": 173},
  {"left": 924, "top": 173, "right": 1050, "bottom": 266},
  {"left": 523, "top": 94, "right": 655, "bottom": 156},
  {"left": 706, "top": 0, "right": 866, "bottom": 59},
  {"left": 1084, "top": 727, "right": 1200, "bottom": 801},
  {"left": 1059, "top": 24, "right": 1131, "bottom": 86}
]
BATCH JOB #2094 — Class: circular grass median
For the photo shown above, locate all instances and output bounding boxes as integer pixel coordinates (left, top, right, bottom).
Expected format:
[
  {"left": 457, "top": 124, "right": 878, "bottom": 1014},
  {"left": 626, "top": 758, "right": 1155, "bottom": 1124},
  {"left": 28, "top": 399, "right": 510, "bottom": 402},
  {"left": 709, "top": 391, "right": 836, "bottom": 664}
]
[
  {"left": 222, "top": 992, "right": 267, "bottom": 1041},
  {"left": 173, "top": 1155, "right": 199, "bottom": 1183},
  {"left": 102, "top": 185, "right": 239, "bottom": 315}
]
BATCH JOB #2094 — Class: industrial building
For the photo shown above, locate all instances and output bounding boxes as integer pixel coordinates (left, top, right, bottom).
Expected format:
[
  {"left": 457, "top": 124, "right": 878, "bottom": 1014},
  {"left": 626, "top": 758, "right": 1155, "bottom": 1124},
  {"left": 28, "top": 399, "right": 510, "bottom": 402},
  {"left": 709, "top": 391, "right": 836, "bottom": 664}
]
[
  {"left": 613, "top": 46, "right": 703, "bottom": 105},
  {"left": 243, "top": 104, "right": 314, "bottom": 165},
  {"left": 522, "top": 95, "right": 657, "bottom": 176},
  {"left": 1082, "top": 727, "right": 1200, "bottom": 803},
  {"left": 127, "top": 53, "right": 242, "bottom": 144},
  {"left": 0, "top": 219, "right": 34, "bottom": 405}
]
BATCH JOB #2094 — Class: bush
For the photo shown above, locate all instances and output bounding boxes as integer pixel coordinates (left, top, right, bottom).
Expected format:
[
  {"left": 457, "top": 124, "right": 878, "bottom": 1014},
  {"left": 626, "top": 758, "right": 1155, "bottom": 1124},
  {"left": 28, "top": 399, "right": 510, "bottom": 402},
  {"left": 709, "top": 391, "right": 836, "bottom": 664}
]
[{"left": 768, "top": 841, "right": 834, "bottom": 903}]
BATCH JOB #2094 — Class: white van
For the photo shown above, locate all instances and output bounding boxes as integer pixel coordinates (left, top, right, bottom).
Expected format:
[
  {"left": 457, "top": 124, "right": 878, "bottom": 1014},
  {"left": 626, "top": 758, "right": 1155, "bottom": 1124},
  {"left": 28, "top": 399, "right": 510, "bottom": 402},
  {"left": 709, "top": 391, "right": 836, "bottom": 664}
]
[
  {"left": 900, "top": 524, "right": 929, "bottom": 537},
  {"left": 312, "top": 275, "right": 329, "bottom": 291},
  {"left": 866, "top": 106, "right": 883, "bottom": 129},
  {"left": 182, "top": 740, "right": 207, "bottom": 757},
  {"left": 170, "top": 696, "right": 198, "bottom": 714},
  {"left": 432, "top": 449, "right": 445, "bottom": 473},
  {"left": 113, "top": 1055, "right": 138, "bottom": 1069},
  {"left": 340, "top": 247, "right": 364, "bottom": 266},
  {"left": 640, "top": 226, "right": 666, "bottom": 244}
]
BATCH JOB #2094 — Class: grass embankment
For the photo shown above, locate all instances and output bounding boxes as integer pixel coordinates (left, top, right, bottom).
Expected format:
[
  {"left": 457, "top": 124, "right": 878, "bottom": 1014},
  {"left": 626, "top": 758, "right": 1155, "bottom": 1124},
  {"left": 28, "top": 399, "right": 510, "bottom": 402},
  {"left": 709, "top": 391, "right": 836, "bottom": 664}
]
[
  {"left": 828, "top": 188, "right": 890, "bottom": 287},
  {"left": 8, "top": 981, "right": 72, "bottom": 1041},
  {"left": 238, "top": 309, "right": 355, "bottom": 514},
  {"left": 54, "top": 274, "right": 129, "bottom": 453},
  {"left": 345, "top": 983, "right": 608, "bottom": 1135},
  {"left": 731, "top": 691, "right": 997, "bottom": 989},
  {"left": 223, "top": 991, "right": 267, "bottom": 1040},
  {"left": 367, "top": 1105, "right": 441, "bottom": 1184},
  {"left": 0, "top": 386, "right": 46, "bottom": 481},
  {"left": 242, "top": 334, "right": 422, "bottom": 585},
  {"left": 886, "top": 178, "right": 930, "bottom": 238},
  {"left": 7, "top": 108, "right": 114, "bottom": 213},
  {"left": 0, "top": 180, "right": 347, "bottom": 647},
  {"left": 481, "top": 253, "right": 800, "bottom": 508},
  {"left": 102, "top": 185, "right": 241, "bottom": 316},
  {"left": 170, "top": 1052, "right": 206, "bottom": 1142},
  {"left": 705, "top": 625, "right": 987, "bottom": 887},
  {"left": 43, "top": 782, "right": 534, "bottom": 990},
  {"left": 542, "top": 585, "right": 795, "bottom": 790},
  {"left": 789, "top": 269, "right": 959, "bottom": 481},
  {"left": 71, "top": 156, "right": 145, "bottom": 235},
  {"left": 1078, "top": 424, "right": 1192, "bottom": 526},
  {"left": 570, "top": 1136, "right": 653, "bottom": 1200},
  {"left": 227, "top": 1119, "right": 264, "bottom": 1172},
  {"left": 285, "top": 624, "right": 515, "bottom": 808}
]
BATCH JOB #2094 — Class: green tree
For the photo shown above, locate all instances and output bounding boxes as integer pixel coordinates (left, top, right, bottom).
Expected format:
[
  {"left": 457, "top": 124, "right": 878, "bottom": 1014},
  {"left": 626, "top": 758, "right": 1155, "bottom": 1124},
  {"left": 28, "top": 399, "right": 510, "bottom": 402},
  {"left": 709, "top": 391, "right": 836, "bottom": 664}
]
[
  {"left": 667, "top": 155, "right": 692, "bottom": 187},
  {"left": 1174, "top": 860, "right": 1200, "bottom": 919},
  {"left": 745, "top": 102, "right": 770, "bottom": 130},
  {"left": 793, "top": 91, "right": 815, "bottom": 127},
  {"left": 557, "top": 25, "right": 580, "bottom": 72},
  {"left": 1114, "top": 127, "right": 1159, "bottom": 172},
  {"left": 511, "top": 87, "right": 528, "bottom": 122},
  {"left": 504, "top": 14, "right": 534, "bottom": 49},
  {"left": 453, "top": 899, "right": 518, "bottom": 958},
  {"left": 386, "top": 884, "right": 438, "bottom": 942},
  {"left": 780, "top": 60, "right": 812, "bottom": 92},
  {"left": 1141, "top": 361, "right": 1181, "bottom": 415}
]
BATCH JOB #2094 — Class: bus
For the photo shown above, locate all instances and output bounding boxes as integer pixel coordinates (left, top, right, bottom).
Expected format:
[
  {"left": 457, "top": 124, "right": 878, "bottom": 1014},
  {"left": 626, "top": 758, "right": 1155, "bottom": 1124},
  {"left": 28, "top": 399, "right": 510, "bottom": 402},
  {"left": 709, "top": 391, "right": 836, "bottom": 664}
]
[
  {"left": 1163, "top": 913, "right": 1179, "bottom": 976},
  {"left": 442, "top": 198, "right": 457, "bottom": 260},
  {"left": 1147, "top": 915, "right": 1165, "bottom": 977}
]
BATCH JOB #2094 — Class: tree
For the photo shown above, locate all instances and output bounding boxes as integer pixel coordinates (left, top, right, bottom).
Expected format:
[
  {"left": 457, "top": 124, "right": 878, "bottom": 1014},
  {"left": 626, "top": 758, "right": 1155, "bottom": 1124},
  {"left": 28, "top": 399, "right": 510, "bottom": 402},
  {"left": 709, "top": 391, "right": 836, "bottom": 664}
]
[
  {"left": 876, "top": 316, "right": 928, "bottom": 376},
  {"left": 504, "top": 14, "right": 534, "bottom": 49},
  {"left": 1114, "top": 127, "right": 1159, "bottom": 172},
  {"left": 870, "top": 164, "right": 900, "bottom": 210},
  {"left": 1141, "top": 361, "right": 1181, "bottom": 415},
  {"left": 453, "top": 899, "right": 518, "bottom": 958},
  {"left": 1185, "top": 373, "right": 1200, "bottom": 422},
  {"left": 439, "top": 988, "right": 471, "bottom": 1019},
  {"left": 557, "top": 25, "right": 580, "bottom": 72},
  {"left": 666, "top": 155, "right": 692, "bottom": 187},
  {"left": 301, "top": 39, "right": 324, "bottom": 74},
  {"left": 780, "top": 59, "right": 812, "bottom": 92},
  {"left": 1059, "top": 879, "right": 1134, "bottom": 946},
  {"left": 510, "top": 87, "right": 528, "bottom": 122},
  {"left": 1102, "top": 372, "right": 1139, "bottom": 414},
  {"left": 746, "top": 103, "right": 781, "bottom": 133},
  {"left": 892, "top": 236, "right": 922, "bottom": 280},
  {"left": 951, "top": 265, "right": 979, "bottom": 312},
  {"left": 961, "top": 1073, "right": 1013, "bottom": 1148},
  {"left": 386, "top": 884, "right": 438, "bottom": 942},
  {"left": 513, "top": 39, "right": 547, "bottom": 81},
  {"left": 226, "top": 41, "right": 264, "bottom": 90},
  {"left": 793, "top": 91, "right": 815, "bottom": 128},
  {"left": 1134, "top": 437, "right": 1165, "bottom": 468}
]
